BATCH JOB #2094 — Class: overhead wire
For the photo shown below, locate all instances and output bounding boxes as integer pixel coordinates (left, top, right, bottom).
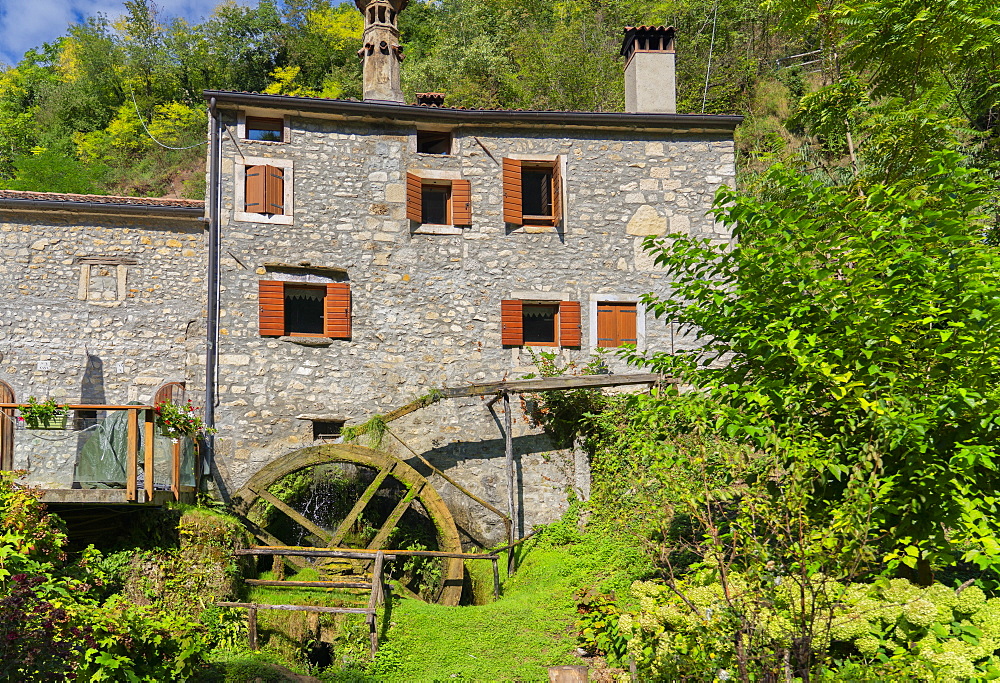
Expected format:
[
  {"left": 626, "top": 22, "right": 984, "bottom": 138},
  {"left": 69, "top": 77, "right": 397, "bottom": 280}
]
[
  {"left": 125, "top": 81, "right": 209, "bottom": 151},
  {"left": 702, "top": 2, "right": 719, "bottom": 113}
]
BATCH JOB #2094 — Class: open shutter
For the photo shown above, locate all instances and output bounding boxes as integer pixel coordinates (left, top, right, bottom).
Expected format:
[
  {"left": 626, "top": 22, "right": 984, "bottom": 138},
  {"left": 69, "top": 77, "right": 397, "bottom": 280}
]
[
  {"left": 259, "top": 280, "right": 285, "bottom": 336},
  {"left": 452, "top": 179, "right": 472, "bottom": 226},
  {"left": 551, "top": 158, "right": 563, "bottom": 225},
  {"left": 245, "top": 165, "right": 266, "bottom": 213},
  {"left": 0, "top": 380, "right": 13, "bottom": 471},
  {"left": 501, "top": 300, "right": 523, "bottom": 346},
  {"left": 264, "top": 165, "right": 284, "bottom": 215},
  {"left": 618, "top": 303, "right": 638, "bottom": 345},
  {"left": 502, "top": 159, "right": 522, "bottom": 225},
  {"left": 406, "top": 172, "right": 422, "bottom": 222},
  {"left": 324, "top": 283, "right": 352, "bottom": 339},
  {"left": 559, "top": 301, "right": 582, "bottom": 347}
]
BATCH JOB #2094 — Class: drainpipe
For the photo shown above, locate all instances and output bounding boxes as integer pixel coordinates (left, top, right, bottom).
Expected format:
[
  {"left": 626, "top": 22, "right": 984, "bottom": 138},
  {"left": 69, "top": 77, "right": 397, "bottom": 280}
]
[{"left": 205, "top": 97, "right": 221, "bottom": 489}]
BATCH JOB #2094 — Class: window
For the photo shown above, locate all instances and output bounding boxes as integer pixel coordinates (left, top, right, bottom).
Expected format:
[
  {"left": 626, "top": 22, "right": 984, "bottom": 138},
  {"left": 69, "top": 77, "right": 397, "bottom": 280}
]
[
  {"left": 259, "top": 281, "right": 351, "bottom": 339},
  {"left": 596, "top": 302, "right": 638, "bottom": 348},
  {"left": 246, "top": 116, "right": 283, "bottom": 142},
  {"left": 235, "top": 156, "right": 293, "bottom": 225},
  {"left": 417, "top": 129, "right": 452, "bottom": 154},
  {"left": 406, "top": 173, "right": 471, "bottom": 227},
  {"left": 312, "top": 420, "right": 344, "bottom": 440},
  {"left": 502, "top": 158, "right": 563, "bottom": 227},
  {"left": 501, "top": 300, "right": 581, "bottom": 347},
  {"left": 76, "top": 257, "right": 136, "bottom": 302}
]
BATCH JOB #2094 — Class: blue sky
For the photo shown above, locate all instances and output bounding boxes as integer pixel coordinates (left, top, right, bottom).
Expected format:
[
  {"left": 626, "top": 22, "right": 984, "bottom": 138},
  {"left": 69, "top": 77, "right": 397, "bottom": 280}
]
[{"left": 0, "top": 0, "right": 251, "bottom": 67}]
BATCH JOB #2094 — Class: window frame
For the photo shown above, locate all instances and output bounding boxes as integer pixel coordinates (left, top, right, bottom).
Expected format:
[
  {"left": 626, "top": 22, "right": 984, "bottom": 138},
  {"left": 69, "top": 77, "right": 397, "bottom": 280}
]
[
  {"left": 283, "top": 284, "right": 328, "bottom": 338},
  {"left": 589, "top": 294, "right": 646, "bottom": 350},
  {"left": 416, "top": 129, "right": 453, "bottom": 155},
  {"left": 502, "top": 155, "right": 566, "bottom": 230},
  {"left": 501, "top": 296, "right": 581, "bottom": 348},
  {"left": 235, "top": 156, "right": 293, "bottom": 225},
  {"left": 259, "top": 279, "right": 351, "bottom": 340},
  {"left": 237, "top": 111, "right": 290, "bottom": 145},
  {"left": 521, "top": 301, "right": 561, "bottom": 347},
  {"left": 406, "top": 171, "right": 471, "bottom": 234}
]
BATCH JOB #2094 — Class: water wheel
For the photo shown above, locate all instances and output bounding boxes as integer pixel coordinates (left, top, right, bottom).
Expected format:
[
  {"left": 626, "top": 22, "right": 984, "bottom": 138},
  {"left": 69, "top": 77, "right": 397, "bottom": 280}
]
[{"left": 231, "top": 443, "right": 464, "bottom": 606}]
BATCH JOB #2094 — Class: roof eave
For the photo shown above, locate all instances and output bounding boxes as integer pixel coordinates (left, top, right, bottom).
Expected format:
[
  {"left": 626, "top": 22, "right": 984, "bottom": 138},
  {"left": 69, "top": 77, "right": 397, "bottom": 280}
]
[
  {"left": 0, "top": 198, "right": 206, "bottom": 220},
  {"left": 204, "top": 90, "right": 743, "bottom": 132}
]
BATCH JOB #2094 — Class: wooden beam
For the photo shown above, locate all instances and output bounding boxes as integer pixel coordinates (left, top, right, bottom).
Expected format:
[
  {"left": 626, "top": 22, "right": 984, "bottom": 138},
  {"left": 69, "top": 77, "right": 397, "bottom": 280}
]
[
  {"left": 440, "top": 373, "right": 670, "bottom": 399},
  {"left": 245, "top": 579, "right": 372, "bottom": 589},
  {"left": 126, "top": 409, "right": 138, "bottom": 502},
  {"left": 237, "top": 546, "right": 498, "bottom": 560},
  {"left": 0, "top": 404, "right": 154, "bottom": 410},
  {"left": 217, "top": 602, "right": 375, "bottom": 615},
  {"left": 171, "top": 438, "right": 181, "bottom": 501},
  {"left": 251, "top": 487, "right": 333, "bottom": 544},
  {"left": 143, "top": 410, "right": 155, "bottom": 503},
  {"left": 327, "top": 463, "right": 394, "bottom": 548},
  {"left": 367, "top": 482, "right": 423, "bottom": 551},
  {"left": 504, "top": 392, "right": 516, "bottom": 576}
]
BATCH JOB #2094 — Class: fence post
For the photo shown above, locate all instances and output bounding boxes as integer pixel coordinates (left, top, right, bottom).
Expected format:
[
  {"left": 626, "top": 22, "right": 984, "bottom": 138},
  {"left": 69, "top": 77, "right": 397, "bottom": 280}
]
[
  {"left": 126, "top": 408, "right": 138, "bottom": 502},
  {"left": 143, "top": 410, "right": 154, "bottom": 502},
  {"left": 248, "top": 604, "right": 258, "bottom": 650}
]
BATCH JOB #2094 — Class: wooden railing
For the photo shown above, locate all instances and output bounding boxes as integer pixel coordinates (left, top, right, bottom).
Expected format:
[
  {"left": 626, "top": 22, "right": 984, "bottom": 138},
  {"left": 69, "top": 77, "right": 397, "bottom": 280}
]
[{"left": 0, "top": 403, "right": 192, "bottom": 503}]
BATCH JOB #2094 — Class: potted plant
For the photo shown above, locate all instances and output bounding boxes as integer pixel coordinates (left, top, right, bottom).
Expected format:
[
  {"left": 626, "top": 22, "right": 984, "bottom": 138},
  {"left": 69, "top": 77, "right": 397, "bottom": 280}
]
[
  {"left": 19, "top": 397, "right": 68, "bottom": 430},
  {"left": 153, "top": 399, "right": 216, "bottom": 441}
]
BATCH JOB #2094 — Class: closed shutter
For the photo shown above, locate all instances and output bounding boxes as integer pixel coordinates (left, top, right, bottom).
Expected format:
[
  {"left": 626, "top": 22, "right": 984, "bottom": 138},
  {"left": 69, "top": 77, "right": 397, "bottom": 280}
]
[
  {"left": 0, "top": 380, "right": 13, "bottom": 471},
  {"left": 551, "top": 158, "right": 563, "bottom": 224},
  {"left": 406, "top": 172, "right": 422, "bottom": 222},
  {"left": 324, "top": 283, "right": 352, "bottom": 339},
  {"left": 559, "top": 301, "right": 582, "bottom": 347},
  {"left": 259, "top": 280, "right": 285, "bottom": 336},
  {"left": 597, "top": 302, "right": 638, "bottom": 347},
  {"left": 265, "top": 165, "right": 284, "bottom": 215},
  {"left": 617, "top": 303, "right": 638, "bottom": 346},
  {"left": 502, "top": 159, "right": 522, "bottom": 225},
  {"left": 245, "top": 165, "right": 266, "bottom": 213},
  {"left": 452, "top": 179, "right": 472, "bottom": 226},
  {"left": 501, "top": 300, "right": 523, "bottom": 346}
]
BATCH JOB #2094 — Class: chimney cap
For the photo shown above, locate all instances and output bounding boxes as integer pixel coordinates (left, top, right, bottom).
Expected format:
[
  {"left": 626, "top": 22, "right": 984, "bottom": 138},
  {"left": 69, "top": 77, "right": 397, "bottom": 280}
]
[
  {"left": 621, "top": 25, "right": 676, "bottom": 58},
  {"left": 415, "top": 93, "right": 446, "bottom": 107},
  {"left": 355, "top": 0, "right": 409, "bottom": 10}
]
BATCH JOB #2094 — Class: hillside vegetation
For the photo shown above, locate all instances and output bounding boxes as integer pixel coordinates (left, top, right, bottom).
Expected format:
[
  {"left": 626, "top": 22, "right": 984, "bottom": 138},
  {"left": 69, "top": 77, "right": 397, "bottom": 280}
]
[{"left": 2, "top": 0, "right": 995, "bottom": 199}]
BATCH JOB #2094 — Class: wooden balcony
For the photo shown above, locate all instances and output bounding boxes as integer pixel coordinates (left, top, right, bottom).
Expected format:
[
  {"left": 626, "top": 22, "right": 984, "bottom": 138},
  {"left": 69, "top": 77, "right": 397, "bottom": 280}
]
[{"left": 0, "top": 404, "right": 197, "bottom": 505}]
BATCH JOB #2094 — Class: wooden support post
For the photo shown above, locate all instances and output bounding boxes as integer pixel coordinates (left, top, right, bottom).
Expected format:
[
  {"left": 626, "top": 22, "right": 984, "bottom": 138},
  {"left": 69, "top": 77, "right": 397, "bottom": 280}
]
[
  {"left": 126, "top": 408, "right": 138, "bottom": 502},
  {"left": 248, "top": 604, "right": 258, "bottom": 650},
  {"left": 143, "top": 410, "right": 154, "bottom": 502},
  {"left": 503, "top": 392, "right": 516, "bottom": 575},
  {"left": 367, "top": 551, "right": 384, "bottom": 656},
  {"left": 492, "top": 556, "right": 501, "bottom": 600},
  {"left": 274, "top": 555, "right": 285, "bottom": 581},
  {"left": 171, "top": 438, "right": 181, "bottom": 501}
]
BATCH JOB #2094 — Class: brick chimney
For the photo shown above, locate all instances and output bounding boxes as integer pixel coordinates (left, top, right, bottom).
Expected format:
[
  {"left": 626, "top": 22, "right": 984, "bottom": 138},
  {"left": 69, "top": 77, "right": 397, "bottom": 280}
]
[
  {"left": 621, "top": 26, "right": 676, "bottom": 114},
  {"left": 356, "top": 0, "right": 409, "bottom": 103}
]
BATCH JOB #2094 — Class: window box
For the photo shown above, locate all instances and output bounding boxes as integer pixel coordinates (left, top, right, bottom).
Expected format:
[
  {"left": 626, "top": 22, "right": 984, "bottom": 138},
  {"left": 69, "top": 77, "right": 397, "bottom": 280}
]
[{"left": 259, "top": 281, "right": 351, "bottom": 339}]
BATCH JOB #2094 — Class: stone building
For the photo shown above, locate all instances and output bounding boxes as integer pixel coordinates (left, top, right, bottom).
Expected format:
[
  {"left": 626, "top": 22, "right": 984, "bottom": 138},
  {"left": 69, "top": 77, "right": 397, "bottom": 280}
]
[
  {"left": 202, "top": 21, "right": 740, "bottom": 544},
  {"left": 0, "top": 14, "right": 740, "bottom": 546}
]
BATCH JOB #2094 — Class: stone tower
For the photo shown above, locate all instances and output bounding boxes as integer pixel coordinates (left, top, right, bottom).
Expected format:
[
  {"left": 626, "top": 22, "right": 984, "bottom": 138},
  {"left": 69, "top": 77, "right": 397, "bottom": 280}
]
[{"left": 356, "top": 0, "right": 409, "bottom": 103}]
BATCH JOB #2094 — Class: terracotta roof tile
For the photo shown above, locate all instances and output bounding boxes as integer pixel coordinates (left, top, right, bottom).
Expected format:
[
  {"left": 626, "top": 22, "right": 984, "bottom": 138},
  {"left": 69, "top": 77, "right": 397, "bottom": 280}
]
[{"left": 0, "top": 189, "right": 203, "bottom": 209}]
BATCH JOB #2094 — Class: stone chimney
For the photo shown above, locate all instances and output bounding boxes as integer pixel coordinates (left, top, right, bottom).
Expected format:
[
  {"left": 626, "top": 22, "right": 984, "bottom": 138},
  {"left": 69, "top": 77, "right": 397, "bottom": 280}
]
[
  {"left": 621, "top": 26, "right": 676, "bottom": 114},
  {"left": 356, "top": 0, "right": 409, "bottom": 103}
]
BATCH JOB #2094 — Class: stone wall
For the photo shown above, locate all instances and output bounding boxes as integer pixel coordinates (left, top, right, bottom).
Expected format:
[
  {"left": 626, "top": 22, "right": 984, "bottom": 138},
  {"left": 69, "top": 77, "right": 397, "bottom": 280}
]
[
  {"left": 213, "top": 111, "right": 736, "bottom": 544},
  {"left": 0, "top": 210, "right": 207, "bottom": 486}
]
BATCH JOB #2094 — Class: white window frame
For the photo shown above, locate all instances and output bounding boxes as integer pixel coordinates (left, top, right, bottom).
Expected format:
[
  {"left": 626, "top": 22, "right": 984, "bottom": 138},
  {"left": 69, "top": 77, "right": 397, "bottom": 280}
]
[
  {"left": 505, "top": 153, "right": 567, "bottom": 232},
  {"left": 589, "top": 293, "right": 646, "bottom": 351},
  {"left": 237, "top": 111, "right": 291, "bottom": 145},
  {"left": 234, "top": 155, "right": 294, "bottom": 226},
  {"left": 408, "top": 168, "right": 465, "bottom": 235}
]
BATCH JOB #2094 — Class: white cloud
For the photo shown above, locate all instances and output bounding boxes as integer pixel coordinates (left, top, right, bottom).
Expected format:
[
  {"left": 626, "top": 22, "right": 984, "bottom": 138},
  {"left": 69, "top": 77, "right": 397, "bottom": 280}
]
[{"left": 0, "top": 0, "right": 246, "bottom": 67}]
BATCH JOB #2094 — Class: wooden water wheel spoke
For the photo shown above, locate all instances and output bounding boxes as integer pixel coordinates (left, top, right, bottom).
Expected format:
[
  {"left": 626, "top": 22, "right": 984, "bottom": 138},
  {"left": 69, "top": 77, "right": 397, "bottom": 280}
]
[
  {"left": 367, "top": 481, "right": 424, "bottom": 551},
  {"left": 232, "top": 444, "right": 464, "bottom": 605},
  {"left": 250, "top": 486, "right": 333, "bottom": 545},
  {"left": 327, "top": 461, "right": 395, "bottom": 548}
]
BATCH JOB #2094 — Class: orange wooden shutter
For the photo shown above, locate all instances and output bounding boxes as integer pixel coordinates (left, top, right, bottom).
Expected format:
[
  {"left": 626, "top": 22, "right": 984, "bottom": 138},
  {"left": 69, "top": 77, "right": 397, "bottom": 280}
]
[
  {"left": 406, "top": 172, "right": 422, "bottom": 222},
  {"left": 324, "top": 283, "right": 352, "bottom": 339},
  {"left": 501, "top": 300, "right": 523, "bottom": 346},
  {"left": 264, "top": 165, "right": 284, "bottom": 215},
  {"left": 245, "top": 165, "right": 266, "bottom": 213},
  {"left": 559, "top": 301, "right": 582, "bottom": 347},
  {"left": 452, "top": 179, "right": 472, "bottom": 226},
  {"left": 551, "top": 159, "right": 563, "bottom": 224},
  {"left": 618, "top": 303, "right": 638, "bottom": 345},
  {"left": 259, "top": 280, "right": 285, "bottom": 336},
  {"left": 502, "top": 159, "right": 522, "bottom": 225},
  {"left": 597, "top": 302, "right": 616, "bottom": 347}
]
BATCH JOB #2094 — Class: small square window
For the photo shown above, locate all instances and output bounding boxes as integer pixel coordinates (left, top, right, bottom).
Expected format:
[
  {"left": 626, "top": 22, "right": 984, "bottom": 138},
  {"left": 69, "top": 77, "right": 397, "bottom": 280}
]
[
  {"left": 417, "top": 130, "right": 452, "bottom": 154},
  {"left": 421, "top": 186, "right": 451, "bottom": 225},
  {"left": 406, "top": 173, "right": 471, "bottom": 228},
  {"left": 596, "top": 302, "right": 638, "bottom": 348},
  {"left": 523, "top": 304, "right": 559, "bottom": 345},
  {"left": 246, "top": 116, "right": 284, "bottom": 142},
  {"left": 313, "top": 420, "right": 344, "bottom": 440},
  {"left": 259, "top": 281, "right": 352, "bottom": 339}
]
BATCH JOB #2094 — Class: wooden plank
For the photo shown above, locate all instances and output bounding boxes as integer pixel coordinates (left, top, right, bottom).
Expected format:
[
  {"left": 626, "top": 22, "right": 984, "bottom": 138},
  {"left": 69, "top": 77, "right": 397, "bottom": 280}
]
[
  {"left": 368, "top": 551, "right": 384, "bottom": 656},
  {"left": 144, "top": 410, "right": 155, "bottom": 502},
  {"left": 252, "top": 487, "right": 333, "bottom": 544},
  {"left": 238, "top": 546, "right": 499, "bottom": 560},
  {"left": 218, "top": 602, "right": 375, "bottom": 615},
  {"left": 248, "top": 605, "right": 258, "bottom": 650},
  {"left": 438, "top": 373, "right": 670, "bottom": 399},
  {"left": 492, "top": 557, "right": 501, "bottom": 600},
  {"left": 0, "top": 404, "right": 154, "bottom": 410},
  {"left": 126, "top": 408, "right": 138, "bottom": 502},
  {"left": 171, "top": 438, "right": 181, "bottom": 501},
  {"left": 327, "top": 463, "right": 394, "bottom": 548},
  {"left": 504, "top": 392, "right": 516, "bottom": 576},
  {"left": 366, "top": 482, "right": 423, "bottom": 551},
  {"left": 245, "top": 580, "right": 372, "bottom": 589}
]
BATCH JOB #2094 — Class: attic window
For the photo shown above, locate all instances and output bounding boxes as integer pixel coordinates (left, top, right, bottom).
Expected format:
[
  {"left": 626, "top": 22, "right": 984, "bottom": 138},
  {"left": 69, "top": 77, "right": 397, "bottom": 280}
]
[
  {"left": 417, "top": 130, "right": 452, "bottom": 154},
  {"left": 312, "top": 420, "right": 344, "bottom": 440},
  {"left": 246, "top": 116, "right": 284, "bottom": 142}
]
